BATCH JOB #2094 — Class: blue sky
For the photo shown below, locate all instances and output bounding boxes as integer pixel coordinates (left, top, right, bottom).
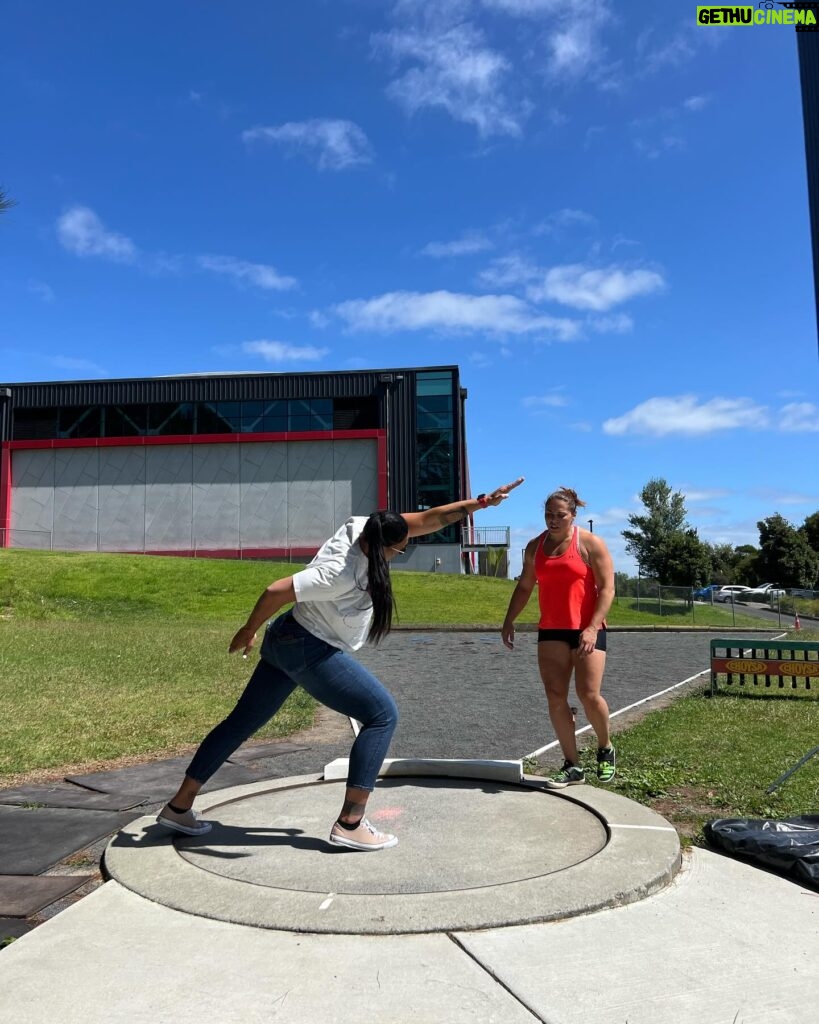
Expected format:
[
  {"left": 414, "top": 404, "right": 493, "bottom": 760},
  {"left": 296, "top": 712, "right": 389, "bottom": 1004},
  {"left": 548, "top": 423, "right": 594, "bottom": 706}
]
[{"left": 2, "top": 0, "right": 818, "bottom": 576}]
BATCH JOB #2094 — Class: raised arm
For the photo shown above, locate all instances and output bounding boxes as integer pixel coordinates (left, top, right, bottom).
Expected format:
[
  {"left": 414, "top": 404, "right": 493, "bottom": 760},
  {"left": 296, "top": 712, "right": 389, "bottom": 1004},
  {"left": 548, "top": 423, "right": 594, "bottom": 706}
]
[{"left": 401, "top": 477, "right": 525, "bottom": 539}]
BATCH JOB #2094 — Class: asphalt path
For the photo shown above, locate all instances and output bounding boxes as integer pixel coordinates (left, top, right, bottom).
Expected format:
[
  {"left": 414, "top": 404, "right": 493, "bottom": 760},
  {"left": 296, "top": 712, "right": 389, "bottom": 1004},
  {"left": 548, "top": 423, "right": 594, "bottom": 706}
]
[{"left": 354, "top": 628, "right": 782, "bottom": 763}]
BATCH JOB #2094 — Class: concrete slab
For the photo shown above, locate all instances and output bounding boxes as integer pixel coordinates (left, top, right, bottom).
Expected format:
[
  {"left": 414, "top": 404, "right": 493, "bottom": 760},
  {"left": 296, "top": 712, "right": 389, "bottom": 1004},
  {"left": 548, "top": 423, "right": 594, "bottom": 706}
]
[
  {"left": 456, "top": 848, "right": 819, "bottom": 1024},
  {"left": 0, "top": 783, "right": 148, "bottom": 812},
  {"left": 0, "top": 881, "right": 541, "bottom": 1024},
  {"left": 65, "top": 756, "right": 260, "bottom": 802},
  {"left": 0, "top": 806, "right": 138, "bottom": 875},
  {"left": 0, "top": 874, "right": 92, "bottom": 917},
  {"left": 103, "top": 771, "right": 680, "bottom": 934}
]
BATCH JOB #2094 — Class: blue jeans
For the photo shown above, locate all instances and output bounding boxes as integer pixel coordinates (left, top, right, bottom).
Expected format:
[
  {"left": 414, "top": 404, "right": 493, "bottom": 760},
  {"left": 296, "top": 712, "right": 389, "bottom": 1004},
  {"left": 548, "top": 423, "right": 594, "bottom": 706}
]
[{"left": 186, "top": 610, "right": 399, "bottom": 792}]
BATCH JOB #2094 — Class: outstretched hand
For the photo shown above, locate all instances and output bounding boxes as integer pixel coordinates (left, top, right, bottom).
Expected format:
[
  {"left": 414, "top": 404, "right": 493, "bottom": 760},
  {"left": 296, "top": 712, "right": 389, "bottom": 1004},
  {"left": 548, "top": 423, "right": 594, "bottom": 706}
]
[{"left": 485, "top": 477, "right": 525, "bottom": 507}]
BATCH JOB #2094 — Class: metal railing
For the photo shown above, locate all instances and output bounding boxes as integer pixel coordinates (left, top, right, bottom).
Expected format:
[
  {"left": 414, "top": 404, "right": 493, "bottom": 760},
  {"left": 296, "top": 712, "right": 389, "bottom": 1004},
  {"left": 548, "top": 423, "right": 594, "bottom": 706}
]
[{"left": 460, "top": 525, "right": 511, "bottom": 549}]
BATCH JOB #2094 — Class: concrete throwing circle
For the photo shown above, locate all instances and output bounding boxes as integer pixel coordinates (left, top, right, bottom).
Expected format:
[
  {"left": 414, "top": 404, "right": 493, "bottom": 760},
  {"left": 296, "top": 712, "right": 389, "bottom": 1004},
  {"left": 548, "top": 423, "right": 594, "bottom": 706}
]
[{"left": 105, "top": 774, "right": 681, "bottom": 934}]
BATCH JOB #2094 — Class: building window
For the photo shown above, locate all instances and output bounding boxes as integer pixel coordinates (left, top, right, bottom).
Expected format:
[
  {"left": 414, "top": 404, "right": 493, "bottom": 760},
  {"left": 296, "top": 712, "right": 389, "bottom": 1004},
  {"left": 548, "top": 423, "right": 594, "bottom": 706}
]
[
  {"left": 11, "top": 407, "right": 59, "bottom": 440},
  {"left": 103, "top": 405, "right": 147, "bottom": 437},
  {"left": 59, "top": 405, "right": 102, "bottom": 439},
  {"left": 415, "top": 371, "right": 456, "bottom": 543},
  {"left": 149, "top": 403, "right": 195, "bottom": 435}
]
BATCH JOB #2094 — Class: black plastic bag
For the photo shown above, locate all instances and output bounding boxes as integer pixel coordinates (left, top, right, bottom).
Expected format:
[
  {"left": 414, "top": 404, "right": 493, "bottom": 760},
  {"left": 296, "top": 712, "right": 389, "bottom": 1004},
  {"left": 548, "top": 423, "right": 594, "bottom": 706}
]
[{"left": 704, "top": 816, "right": 819, "bottom": 888}]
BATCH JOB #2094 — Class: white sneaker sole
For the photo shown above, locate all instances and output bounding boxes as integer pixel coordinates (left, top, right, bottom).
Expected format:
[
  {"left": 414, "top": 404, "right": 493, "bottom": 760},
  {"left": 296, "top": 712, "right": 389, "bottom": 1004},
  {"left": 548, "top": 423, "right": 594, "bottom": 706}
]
[
  {"left": 543, "top": 777, "right": 586, "bottom": 790},
  {"left": 329, "top": 832, "right": 398, "bottom": 851},
  {"left": 156, "top": 815, "right": 213, "bottom": 836}
]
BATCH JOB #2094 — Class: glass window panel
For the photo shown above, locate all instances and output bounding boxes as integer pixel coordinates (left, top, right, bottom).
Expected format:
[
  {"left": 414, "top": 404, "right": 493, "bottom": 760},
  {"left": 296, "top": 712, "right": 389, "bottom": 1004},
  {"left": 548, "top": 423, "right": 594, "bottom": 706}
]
[
  {"left": 104, "top": 405, "right": 145, "bottom": 437},
  {"left": 216, "top": 402, "right": 240, "bottom": 418},
  {"left": 196, "top": 402, "right": 233, "bottom": 434},
  {"left": 289, "top": 416, "right": 311, "bottom": 432},
  {"left": 262, "top": 416, "right": 287, "bottom": 433},
  {"left": 264, "top": 400, "right": 288, "bottom": 418},
  {"left": 416, "top": 394, "right": 452, "bottom": 413},
  {"left": 289, "top": 399, "right": 311, "bottom": 419},
  {"left": 416, "top": 372, "right": 453, "bottom": 396},
  {"left": 12, "top": 408, "right": 59, "bottom": 440},
  {"left": 59, "top": 406, "right": 101, "bottom": 439},
  {"left": 242, "top": 401, "right": 263, "bottom": 416},
  {"left": 333, "top": 397, "right": 378, "bottom": 429},
  {"left": 149, "top": 403, "right": 195, "bottom": 435}
]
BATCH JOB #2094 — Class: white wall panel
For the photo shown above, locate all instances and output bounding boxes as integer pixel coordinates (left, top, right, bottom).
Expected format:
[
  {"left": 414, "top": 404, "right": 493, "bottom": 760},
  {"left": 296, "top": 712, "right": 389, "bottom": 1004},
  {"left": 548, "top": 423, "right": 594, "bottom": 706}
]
[
  {"left": 10, "top": 439, "right": 380, "bottom": 554},
  {"left": 192, "top": 444, "right": 240, "bottom": 550},
  {"left": 239, "top": 443, "right": 288, "bottom": 548},
  {"left": 286, "top": 442, "right": 335, "bottom": 546},
  {"left": 145, "top": 447, "right": 193, "bottom": 549},
  {"left": 53, "top": 448, "right": 99, "bottom": 550},
  {"left": 10, "top": 450, "right": 55, "bottom": 547},
  {"left": 332, "top": 441, "right": 379, "bottom": 526},
  {"left": 98, "top": 447, "right": 147, "bottom": 551}
]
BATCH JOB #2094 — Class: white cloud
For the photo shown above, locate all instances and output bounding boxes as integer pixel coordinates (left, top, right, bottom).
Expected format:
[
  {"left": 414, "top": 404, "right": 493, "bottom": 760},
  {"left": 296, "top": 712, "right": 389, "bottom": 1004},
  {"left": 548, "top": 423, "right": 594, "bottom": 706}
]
[
  {"left": 778, "top": 402, "right": 819, "bottom": 432},
  {"left": 533, "top": 207, "right": 596, "bottom": 235},
  {"left": 478, "top": 253, "right": 540, "bottom": 289},
  {"left": 197, "top": 255, "right": 297, "bottom": 291},
  {"left": 27, "top": 280, "right": 55, "bottom": 303},
  {"left": 421, "top": 232, "right": 493, "bottom": 257},
  {"left": 242, "top": 119, "right": 373, "bottom": 170},
  {"left": 308, "top": 310, "right": 331, "bottom": 329},
  {"left": 528, "top": 264, "right": 665, "bottom": 310},
  {"left": 242, "top": 340, "right": 329, "bottom": 363},
  {"left": 588, "top": 312, "right": 633, "bottom": 334},
  {"left": 603, "top": 396, "right": 768, "bottom": 437},
  {"left": 333, "top": 289, "right": 580, "bottom": 339},
  {"left": 49, "top": 355, "right": 107, "bottom": 374},
  {"left": 56, "top": 206, "right": 137, "bottom": 262},
  {"left": 522, "top": 392, "right": 569, "bottom": 408},
  {"left": 373, "top": 21, "right": 525, "bottom": 137},
  {"left": 684, "top": 94, "right": 710, "bottom": 112}
]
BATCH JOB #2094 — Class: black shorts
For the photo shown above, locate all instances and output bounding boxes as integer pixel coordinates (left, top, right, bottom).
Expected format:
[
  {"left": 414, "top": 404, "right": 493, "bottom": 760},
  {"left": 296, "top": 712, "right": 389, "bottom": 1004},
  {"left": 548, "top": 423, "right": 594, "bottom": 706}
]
[{"left": 537, "top": 628, "right": 607, "bottom": 652}]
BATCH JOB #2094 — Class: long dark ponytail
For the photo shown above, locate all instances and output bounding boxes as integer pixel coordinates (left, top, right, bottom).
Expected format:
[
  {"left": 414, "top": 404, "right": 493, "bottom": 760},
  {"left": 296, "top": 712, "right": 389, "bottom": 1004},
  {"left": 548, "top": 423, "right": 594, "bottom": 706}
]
[{"left": 361, "top": 510, "right": 408, "bottom": 644}]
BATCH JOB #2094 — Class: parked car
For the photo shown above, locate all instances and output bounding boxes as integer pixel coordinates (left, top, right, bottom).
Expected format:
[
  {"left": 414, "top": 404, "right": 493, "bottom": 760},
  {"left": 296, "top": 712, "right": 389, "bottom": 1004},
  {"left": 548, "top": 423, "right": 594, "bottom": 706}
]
[
  {"left": 693, "top": 584, "right": 719, "bottom": 600},
  {"left": 792, "top": 588, "right": 817, "bottom": 599},
  {"left": 713, "top": 585, "right": 752, "bottom": 603},
  {"left": 744, "top": 583, "right": 787, "bottom": 601}
]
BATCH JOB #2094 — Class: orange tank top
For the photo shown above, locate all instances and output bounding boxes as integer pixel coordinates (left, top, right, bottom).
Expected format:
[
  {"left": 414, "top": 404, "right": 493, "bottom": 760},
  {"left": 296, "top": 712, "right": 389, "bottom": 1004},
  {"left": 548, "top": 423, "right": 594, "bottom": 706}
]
[{"left": 534, "top": 527, "right": 600, "bottom": 630}]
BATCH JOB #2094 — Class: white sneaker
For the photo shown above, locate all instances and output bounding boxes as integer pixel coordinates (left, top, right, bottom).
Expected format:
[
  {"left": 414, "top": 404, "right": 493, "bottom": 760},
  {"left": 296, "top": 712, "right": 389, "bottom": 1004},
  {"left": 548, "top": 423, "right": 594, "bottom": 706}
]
[
  {"left": 329, "top": 817, "right": 398, "bottom": 851},
  {"left": 156, "top": 803, "right": 213, "bottom": 836}
]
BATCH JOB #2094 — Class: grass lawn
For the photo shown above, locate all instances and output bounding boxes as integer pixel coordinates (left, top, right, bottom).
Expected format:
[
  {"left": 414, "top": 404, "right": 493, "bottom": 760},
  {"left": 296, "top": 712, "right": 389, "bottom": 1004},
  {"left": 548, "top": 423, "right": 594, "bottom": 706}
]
[{"left": 1, "top": 547, "right": 811, "bottom": 834}]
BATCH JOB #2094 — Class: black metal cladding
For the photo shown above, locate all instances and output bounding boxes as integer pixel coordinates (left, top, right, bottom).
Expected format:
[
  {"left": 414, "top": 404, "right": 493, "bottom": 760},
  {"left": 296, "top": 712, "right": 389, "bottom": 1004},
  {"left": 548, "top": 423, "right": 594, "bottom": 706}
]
[
  {"left": 798, "top": 30, "right": 819, "bottom": 354},
  {"left": 0, "top": 369, "right": 430, "bottom": 408}
]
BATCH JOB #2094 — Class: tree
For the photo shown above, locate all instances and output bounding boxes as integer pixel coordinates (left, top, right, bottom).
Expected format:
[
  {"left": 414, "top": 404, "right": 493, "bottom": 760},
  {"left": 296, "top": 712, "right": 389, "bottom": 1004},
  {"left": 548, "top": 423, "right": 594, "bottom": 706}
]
[
  {"left": 622, "top": 479, "right": 687, "bottom": 578},
  {"left": 757, "top": 514, "right": 819, "bottom": 588},
  {"left": 622, "top": 478, "right": 710, "bottom": 583},
  {"left": 799, "top": 511, "right": 819, "bottom": 557},
  {"left": 662, "top": 529, "right": 714, "bottom": 587},
  {"left": 0, "top": 186, "right": 15, "bottom": 214}
]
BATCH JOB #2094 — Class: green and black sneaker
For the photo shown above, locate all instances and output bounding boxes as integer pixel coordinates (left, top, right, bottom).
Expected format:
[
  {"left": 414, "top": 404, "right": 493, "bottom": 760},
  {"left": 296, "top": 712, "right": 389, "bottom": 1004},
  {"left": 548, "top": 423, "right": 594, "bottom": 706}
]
[
  {"left": 596, "top": 745, "right": 616, "bottom": 783},
  {"left": 544, "top": 759, "right": 586, "bottom": 789}
]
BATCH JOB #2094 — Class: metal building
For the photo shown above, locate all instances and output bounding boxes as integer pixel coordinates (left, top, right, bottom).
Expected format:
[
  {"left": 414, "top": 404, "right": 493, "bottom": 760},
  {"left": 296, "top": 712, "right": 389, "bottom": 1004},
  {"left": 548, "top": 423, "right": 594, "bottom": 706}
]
[
  {"left": 797, "top": 22, "right": 819, "bottom": 355},
  {"left": 0, "top": 365, "right": 508, "bottom": 573}
]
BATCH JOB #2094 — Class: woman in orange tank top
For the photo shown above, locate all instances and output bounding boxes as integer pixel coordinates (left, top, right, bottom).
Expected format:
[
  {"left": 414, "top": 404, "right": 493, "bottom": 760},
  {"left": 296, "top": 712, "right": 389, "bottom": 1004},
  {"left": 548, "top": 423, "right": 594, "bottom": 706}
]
[{"left": 502, "top": 487, "right": 616, "bottom": 788}]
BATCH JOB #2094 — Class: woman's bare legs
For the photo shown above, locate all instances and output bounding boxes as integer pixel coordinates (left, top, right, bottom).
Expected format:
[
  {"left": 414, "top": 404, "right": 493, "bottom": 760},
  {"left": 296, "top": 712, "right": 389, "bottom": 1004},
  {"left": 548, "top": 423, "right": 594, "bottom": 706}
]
[
  {"left": 572, "top": 648, "right": 610, "bottom": 749},
  {"left": 538, "top": 642, "right": 578, "bottom": 762}
]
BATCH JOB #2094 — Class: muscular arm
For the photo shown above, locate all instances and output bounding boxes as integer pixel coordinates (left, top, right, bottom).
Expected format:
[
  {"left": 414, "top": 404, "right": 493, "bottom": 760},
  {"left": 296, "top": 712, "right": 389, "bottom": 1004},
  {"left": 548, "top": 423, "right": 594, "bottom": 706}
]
[
  {"left": 401, "top": 477, "right": 524, "bottom": 538},
  {"left": 228, "top": 577, "right": 297, "bottom": 655},
  {"left": 501, "top": 538, "right": 538, "bottom": 649},
  {"left": 584, "top": 533, "right": 615, "bottom": 630}
]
